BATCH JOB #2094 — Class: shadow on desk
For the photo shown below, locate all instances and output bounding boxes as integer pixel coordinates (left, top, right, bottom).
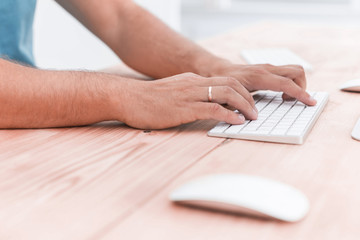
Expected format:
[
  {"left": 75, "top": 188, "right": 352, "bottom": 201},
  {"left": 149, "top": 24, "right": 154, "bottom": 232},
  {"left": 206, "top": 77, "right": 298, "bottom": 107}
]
[{"left": 91, "top": 119, "right": 218, "bottom": 134}]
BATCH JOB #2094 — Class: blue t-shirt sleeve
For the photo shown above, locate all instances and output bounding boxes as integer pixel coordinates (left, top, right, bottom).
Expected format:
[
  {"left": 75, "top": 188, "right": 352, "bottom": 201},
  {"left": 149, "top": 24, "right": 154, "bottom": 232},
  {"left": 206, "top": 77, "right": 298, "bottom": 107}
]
[{"left": 0, "top": 0, "right": 37, "bottom": 66}]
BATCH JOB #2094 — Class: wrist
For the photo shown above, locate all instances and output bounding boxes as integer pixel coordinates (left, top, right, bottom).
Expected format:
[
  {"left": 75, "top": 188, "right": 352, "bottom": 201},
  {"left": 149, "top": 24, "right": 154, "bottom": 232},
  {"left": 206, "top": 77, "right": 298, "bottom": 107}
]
[
  {"left": 107, "top": 77, "right": 129, "bottom": 123},
  {"left": 79, "top": 73, "right": 124, "bottom": 124},
  {"left": 194, "top": 55, "right": 232, "bottom": 78},
  {"left": 107, "top": 76, "right": 147, "bottom": 125}
]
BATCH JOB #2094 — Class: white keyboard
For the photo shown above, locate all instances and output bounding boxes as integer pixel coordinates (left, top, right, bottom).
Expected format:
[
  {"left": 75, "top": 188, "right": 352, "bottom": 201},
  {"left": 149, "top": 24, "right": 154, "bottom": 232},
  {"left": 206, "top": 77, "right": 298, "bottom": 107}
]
[
  {"left": 241, "top": 48, "right": 313, "bottom": 71},
  {"left": 208, "top": 91, "right": 328, "bottom": 144}
]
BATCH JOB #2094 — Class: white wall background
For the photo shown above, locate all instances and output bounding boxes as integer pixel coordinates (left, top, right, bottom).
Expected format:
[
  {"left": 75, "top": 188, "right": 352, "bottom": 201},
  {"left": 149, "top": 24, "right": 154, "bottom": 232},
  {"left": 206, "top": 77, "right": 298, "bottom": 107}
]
[{"left": 33, "top": 0, "right": 181, "bottom": 70}]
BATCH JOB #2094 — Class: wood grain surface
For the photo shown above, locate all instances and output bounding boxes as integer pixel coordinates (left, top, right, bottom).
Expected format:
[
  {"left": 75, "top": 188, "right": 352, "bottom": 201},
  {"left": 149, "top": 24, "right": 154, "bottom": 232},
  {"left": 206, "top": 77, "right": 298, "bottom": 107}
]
[{"left": 1, "top": 22, "right": 360, "bottom": 240}]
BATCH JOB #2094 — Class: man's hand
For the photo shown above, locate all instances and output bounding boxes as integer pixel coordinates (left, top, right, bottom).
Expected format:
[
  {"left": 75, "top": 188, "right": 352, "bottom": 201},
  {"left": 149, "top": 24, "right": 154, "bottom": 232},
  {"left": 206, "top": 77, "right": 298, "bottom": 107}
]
[
  {"left": 115, "top": 73, "right": 258, "bottom": 129},
  {"left": 56, "top": 0, "right": 316, "bottom": 109},
  {"left": 211, "top": 63, "right": 317, "bottom": 106}
]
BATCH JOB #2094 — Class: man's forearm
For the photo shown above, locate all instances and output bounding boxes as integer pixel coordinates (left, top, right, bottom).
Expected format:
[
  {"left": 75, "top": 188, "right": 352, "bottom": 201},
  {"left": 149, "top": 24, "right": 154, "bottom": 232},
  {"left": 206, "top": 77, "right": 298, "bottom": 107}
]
[
  {"left": 111, "top": 3, "right": 229, "bottom": 78},
  {"left": 55, "top": 0, "right": 228, "bottom": 79},
  {"left": 0, "top": 59, "right": 125, "bottom": 128}
]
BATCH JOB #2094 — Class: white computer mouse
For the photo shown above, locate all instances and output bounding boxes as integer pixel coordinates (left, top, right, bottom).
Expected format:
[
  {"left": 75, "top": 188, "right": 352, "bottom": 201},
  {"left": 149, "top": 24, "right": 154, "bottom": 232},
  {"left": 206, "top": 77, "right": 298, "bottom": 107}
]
[
  {"left": 170, "top": 174, "right": 309, "bottom": 222},
  {"left": 352, "top": 117, "right": 360, "bottom": 141},
  {"left": 340, "top": 79, "right": 360, "bottom": 92}
]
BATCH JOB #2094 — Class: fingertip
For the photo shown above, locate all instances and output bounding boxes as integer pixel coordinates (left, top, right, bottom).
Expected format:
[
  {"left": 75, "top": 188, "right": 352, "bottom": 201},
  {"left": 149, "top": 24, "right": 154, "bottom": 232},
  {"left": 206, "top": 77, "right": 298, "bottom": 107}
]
[
  {"left": 282, "top": 91, "right": 316, "bottom": 106},
  {"left": 299, "top": 96, "right": 317, "bottom": 106},
  {"left": 304, "top": 92, "right": 317, "bottom": 106},
  {"left": 228, "top": 113, "right": 246, "bottom": 125},
  {"left": 241, "top": 108, "right": 258, "bottom": 121},
  {"left": 251, "top": 109, "right": 258, "bottom": 120},
  {"left": 206, "top": 103, "right": 247, "bottom": 125},
  {"left": 238, "top": 114, "right": 245, "bottom": 122},
  {"left": 308, "top": 96, "right": 317, "bottom": 106}
]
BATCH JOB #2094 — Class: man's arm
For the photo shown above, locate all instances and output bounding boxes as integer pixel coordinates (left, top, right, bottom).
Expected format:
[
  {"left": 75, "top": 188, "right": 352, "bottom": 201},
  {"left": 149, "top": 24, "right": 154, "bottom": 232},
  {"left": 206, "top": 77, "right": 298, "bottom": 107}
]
[
  {"left": 55, "top": 0, "right": 316, "bottom": 106},
  {"left": 0, "top": 59, "right": 121, "bottom": 128},
  {"left": 55, "top": 0, "right": 223, "bottom": 78},
  {"left": 0, "top": 59, "right": 257, "bottom": 129}
]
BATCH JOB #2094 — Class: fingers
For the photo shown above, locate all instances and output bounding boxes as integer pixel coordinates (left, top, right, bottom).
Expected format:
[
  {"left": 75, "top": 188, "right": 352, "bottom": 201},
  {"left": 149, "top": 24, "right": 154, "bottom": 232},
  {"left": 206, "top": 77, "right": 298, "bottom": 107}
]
[
  {"left": 188, "top": 75, "right": 257, "bottom": 119},
  {"left": 207, "top": 86, "right": 257, "bottom": 120},
  {"left": 263, "top": 64, "right": 307, "bottom": 89},
  {"left": 246, "top": 64, "right": 315, "bottom": 105},
  {"left": 195, "top": 102, "right": 246, "bottom": 125},
  {"left": 259, "top": 64, "right": 314, "bottom": 102},
  {"left": 270, "top": 74, "right": 317, "bottom": 106},
  {"left": 204, "top": 77, "right": 256, "bottom": 109}
]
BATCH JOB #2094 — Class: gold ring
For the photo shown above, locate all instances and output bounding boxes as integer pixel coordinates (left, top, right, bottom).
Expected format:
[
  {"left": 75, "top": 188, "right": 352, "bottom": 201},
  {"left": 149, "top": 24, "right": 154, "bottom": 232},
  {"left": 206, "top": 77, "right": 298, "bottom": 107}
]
[{"left": 208, "top": 86, "right": 213, "bottom": 102}]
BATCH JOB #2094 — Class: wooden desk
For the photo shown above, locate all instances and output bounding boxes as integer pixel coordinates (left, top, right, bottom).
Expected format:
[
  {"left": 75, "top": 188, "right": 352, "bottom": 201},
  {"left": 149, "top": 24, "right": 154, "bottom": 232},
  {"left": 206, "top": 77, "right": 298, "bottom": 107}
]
[{"left": 1, "top": 22, "right": 360, "bottom": 240}]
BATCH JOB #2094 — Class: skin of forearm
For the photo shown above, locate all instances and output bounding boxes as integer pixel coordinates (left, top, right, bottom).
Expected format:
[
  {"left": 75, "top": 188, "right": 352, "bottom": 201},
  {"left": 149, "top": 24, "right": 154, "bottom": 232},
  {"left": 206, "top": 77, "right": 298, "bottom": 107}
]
[
  {"left": 110, "top": 4, "right": 229, "bottom": 78},
  {"left": 56, "top": 0, "right": 229, "bottom": 79},
  {"left": 0, "top": 60, "right": 127, "bottom": 128}
]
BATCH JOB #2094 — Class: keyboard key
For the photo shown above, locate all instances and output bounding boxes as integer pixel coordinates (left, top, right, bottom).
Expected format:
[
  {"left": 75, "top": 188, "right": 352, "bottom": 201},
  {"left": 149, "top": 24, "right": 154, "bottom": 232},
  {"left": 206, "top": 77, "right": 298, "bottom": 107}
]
[
  {"left": 208, "top": 122, "right": 230, "bottom": 134},
  {"left": 224, "top": 122, "right": 248, "bottom": 134}
]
